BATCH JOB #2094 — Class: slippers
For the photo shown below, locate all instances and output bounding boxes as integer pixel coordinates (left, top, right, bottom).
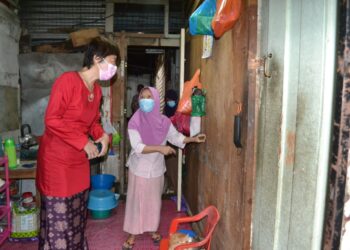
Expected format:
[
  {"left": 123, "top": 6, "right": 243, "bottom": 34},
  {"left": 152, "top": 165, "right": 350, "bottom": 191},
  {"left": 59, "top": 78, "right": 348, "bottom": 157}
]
[
  {"left": 151, "top": 232, "right": 162, "bottom": 245},
  {"left": 122, "top": 237, "right": 135, "bottom": 250}
]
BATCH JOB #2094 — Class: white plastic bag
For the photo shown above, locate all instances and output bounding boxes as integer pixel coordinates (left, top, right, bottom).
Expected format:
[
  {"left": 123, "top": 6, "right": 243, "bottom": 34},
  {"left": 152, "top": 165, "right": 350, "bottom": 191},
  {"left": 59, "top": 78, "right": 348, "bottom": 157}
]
[{"left": 190, "top": 117, "right": 201, "bottom": 137}]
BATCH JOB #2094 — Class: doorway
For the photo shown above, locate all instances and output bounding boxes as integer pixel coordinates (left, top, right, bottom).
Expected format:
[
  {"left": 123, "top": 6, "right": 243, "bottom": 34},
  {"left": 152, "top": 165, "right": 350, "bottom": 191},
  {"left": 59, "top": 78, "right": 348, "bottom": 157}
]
[
  {"left": 125, "top": 46, "right": 180, "bottom": 119},
  {"left": 125, "top": 46, "right": 180, "bottom": 195}
]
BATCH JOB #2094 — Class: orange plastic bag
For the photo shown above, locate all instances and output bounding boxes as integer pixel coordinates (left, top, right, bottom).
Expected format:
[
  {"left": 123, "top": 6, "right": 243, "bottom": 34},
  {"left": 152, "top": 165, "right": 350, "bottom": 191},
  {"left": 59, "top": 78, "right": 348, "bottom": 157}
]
[
  {"left": 211, "top": 0, "right": 242, "bottom": 38},
  {"left": 177, "top": 69, "right": 202, "bottom": 115}
]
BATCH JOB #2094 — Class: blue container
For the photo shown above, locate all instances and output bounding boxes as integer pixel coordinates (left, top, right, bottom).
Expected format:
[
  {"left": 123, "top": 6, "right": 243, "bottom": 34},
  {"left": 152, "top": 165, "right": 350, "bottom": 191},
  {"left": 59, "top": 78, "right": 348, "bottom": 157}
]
[
  {"left": 91, "top": 174, "right": 116, "bottom": 190},
  {"left": 88, "top": 190, "right": 119, "bottom": 211},
  {"left": 177, "top": 229, "right": 197, "bottom": 238},
  {"left": 88, "top": 190, "right": 119, "bottom": 220}
]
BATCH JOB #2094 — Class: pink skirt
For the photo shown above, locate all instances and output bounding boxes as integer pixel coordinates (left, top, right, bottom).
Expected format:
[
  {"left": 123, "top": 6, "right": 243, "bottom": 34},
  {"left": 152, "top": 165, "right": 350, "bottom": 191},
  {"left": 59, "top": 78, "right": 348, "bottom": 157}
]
[{"left": 123, "top": 171, "right": 164, "bottom": 235}]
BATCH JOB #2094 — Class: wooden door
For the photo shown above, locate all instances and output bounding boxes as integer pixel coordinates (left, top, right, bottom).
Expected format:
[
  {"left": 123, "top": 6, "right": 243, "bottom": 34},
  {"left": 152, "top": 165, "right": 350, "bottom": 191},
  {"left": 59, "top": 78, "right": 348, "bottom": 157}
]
[
  {"left": 253, "top": 0, "right": 337, "bottom": 249},
  {"left": 184, "top": 2, "right": 258, "bottom": 249}
]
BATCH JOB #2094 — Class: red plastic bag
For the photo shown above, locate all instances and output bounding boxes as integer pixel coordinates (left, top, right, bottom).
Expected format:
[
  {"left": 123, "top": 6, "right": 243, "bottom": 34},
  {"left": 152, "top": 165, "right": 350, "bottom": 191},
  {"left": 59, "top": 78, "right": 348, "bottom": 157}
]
[
  {"left": 211, "top": 0, "right": 242, "bottom": 38},
  {"left": 170, "top": 112, "right": 191, "bottom": 136},
  {"left": 177, "top": 69, "right": 202, "bottom": 115}
]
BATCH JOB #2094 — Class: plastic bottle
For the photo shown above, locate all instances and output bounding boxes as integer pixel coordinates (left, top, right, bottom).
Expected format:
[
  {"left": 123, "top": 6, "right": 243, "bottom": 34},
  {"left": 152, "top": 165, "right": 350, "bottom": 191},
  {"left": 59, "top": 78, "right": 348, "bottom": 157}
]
[{"left": 4, "top": 139, "right": 17, "bottom": 169}]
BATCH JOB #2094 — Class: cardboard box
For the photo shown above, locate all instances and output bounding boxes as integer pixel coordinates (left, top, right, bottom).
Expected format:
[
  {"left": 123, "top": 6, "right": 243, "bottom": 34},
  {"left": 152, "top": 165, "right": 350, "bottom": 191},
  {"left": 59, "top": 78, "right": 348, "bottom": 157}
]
[{"left": 70, "top": 28, "right": 100, "bottom": 47}]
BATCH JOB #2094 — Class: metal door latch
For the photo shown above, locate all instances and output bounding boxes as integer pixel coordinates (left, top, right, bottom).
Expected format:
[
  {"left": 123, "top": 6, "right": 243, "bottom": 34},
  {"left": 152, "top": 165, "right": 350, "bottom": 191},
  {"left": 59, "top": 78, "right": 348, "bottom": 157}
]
[{"left": 263, "top": 53, "right": 272, "bottom": 78}]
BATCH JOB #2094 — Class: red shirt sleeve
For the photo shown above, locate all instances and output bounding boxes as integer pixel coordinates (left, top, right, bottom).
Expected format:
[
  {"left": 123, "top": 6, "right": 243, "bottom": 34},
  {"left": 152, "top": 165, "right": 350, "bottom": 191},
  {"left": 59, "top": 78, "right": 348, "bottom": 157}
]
[{"left": 45, "top": 73, "right": 88, "bottom": 151}]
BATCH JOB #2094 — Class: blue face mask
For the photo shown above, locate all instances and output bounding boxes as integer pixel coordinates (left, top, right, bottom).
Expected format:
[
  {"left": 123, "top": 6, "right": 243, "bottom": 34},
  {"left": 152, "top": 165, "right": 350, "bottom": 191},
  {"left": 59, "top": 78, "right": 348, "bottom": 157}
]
[
  {"left": 139, "top": 99, "right": 155, "bottom": 113},
  {"left": 166, "top": 100, "right": 176, "bottom": 108}
]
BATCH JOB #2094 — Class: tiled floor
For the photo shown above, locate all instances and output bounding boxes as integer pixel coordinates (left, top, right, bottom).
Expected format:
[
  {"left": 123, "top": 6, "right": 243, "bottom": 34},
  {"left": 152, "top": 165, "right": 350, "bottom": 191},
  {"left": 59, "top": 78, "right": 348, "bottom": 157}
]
[{"left": 1, "top": 199, "right": 190, "bottom": 250}]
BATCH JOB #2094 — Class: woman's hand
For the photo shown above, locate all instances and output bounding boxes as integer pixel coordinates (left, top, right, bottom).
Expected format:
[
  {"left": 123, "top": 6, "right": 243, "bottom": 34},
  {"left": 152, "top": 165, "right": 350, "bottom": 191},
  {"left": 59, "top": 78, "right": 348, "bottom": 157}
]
[
  {"left": 193, "top": 134, "right": 206, "bottom": 143},
  {"left": 183, "top": 134, "right": 206, "bottom": 144},
  {"left": 84, "top": 141, "right": 99, "bottom": 159},
  {"left": 159, "top": 146, "right": 176, "bottom": 156},
  {"left": 95, "top": 133, "right": 110, "bottom": 157}
]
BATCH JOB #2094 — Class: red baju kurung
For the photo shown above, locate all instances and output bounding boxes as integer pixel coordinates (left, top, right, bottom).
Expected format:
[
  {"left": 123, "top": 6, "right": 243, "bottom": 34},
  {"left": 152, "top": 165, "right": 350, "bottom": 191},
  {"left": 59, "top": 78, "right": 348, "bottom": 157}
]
[{"left": 37, "top": 71, "right": 104, "bottom": 197}]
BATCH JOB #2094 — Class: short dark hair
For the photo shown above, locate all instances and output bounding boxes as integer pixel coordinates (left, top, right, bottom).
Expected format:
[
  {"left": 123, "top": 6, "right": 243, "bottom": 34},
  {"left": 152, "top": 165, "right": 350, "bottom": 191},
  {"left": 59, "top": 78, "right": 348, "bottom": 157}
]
[
  {"left": 83, "top": 37, "right": 121, "bottom": 69},
  {"left": 137, "top": 84, "right": 144, "bottom": 93}
]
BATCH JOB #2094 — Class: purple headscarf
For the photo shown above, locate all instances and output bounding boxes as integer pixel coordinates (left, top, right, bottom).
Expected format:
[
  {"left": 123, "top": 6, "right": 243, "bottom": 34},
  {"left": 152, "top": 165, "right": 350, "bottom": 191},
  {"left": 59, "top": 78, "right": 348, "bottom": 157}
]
[{"left": 128, "top": 87, "right": 171, "bottom": 145}]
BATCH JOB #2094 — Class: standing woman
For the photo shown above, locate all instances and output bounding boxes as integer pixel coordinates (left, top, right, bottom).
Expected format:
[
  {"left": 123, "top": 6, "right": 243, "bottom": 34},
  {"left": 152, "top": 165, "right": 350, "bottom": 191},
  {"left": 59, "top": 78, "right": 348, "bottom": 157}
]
[
  {"left": 37, "top": 37, "right": 120, "bottom": 250},
  {"left": 122, "top": 87, "right": 205, "bottom": 249},
  {"left": 163, "top": 89, "right": 178, "bottom": 118}
]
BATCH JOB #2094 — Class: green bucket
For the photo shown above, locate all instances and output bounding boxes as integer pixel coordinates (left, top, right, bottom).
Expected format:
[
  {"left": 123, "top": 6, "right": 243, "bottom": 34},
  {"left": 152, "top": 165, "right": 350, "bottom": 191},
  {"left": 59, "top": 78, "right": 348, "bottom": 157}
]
[
  {"left": 191, "top": 95, "right": 206, "bottom": 116},
  {"left": 91, "top": 209, "right": 111, "bottom": 219}
]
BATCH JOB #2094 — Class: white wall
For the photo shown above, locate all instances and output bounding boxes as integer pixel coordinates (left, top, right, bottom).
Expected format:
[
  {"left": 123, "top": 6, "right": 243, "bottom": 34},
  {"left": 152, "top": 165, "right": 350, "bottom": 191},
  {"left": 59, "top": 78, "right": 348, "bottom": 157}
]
[
  {"left": 0, "top": 3, "right": 21, "bottom": 134},
  {"left": 0, "top": 3, "right": 20, "bottom": 88}
]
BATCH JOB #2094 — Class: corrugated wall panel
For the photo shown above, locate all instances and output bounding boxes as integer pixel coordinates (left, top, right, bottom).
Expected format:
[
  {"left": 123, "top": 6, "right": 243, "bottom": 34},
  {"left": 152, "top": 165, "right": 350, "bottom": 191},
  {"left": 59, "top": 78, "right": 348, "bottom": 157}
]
[
  {"left": 19, "top": 0, "right": 106, "bottom": 43},
  {"left": 19, "top": 0, "right": 186, "bottom": 44},
  {"left": 113, "top": 0, "right": 186, "bottom": 34}
]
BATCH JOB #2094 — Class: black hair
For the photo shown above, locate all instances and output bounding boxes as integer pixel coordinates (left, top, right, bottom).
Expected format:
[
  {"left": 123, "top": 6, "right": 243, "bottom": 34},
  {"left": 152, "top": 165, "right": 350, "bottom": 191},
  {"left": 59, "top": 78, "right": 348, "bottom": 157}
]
[
  {"left": 165, "top": 89, "right": 178, "bottom": 101},
  {"left": 83, "top": 37, "right": 121, "bottom": 69},
  {"left": 137, "top": 84, "right": 144, "bottom": 93}
]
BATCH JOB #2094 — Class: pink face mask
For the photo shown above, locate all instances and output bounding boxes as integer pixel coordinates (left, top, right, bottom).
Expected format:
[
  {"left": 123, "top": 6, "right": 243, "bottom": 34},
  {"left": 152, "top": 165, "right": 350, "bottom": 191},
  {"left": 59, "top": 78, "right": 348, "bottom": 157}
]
[{"left": 99, "top": 59, "right": 117, "bottom": 81}]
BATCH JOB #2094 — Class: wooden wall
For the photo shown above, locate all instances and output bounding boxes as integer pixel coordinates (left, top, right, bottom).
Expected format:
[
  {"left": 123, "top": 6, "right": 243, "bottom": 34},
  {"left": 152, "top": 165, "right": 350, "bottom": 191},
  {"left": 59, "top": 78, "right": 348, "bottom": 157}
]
[{"left": 184, "top": 1, "right": 257, "bottom": 249}]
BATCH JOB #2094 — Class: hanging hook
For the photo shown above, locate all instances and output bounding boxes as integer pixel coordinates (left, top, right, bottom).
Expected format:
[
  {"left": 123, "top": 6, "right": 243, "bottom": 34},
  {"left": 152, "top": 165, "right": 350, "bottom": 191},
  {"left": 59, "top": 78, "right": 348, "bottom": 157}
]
[
  {"left": 263, "top": 53, "right": 272, "bottom": 78},
  {"left": 234, "top": 101, "right": 242, "bottom": 115}
]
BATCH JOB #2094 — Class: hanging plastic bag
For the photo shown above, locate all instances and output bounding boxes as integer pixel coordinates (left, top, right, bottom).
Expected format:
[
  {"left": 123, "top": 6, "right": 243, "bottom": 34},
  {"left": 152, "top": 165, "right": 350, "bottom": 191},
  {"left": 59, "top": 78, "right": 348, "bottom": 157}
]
[
  {"left": 191, "top": 88, "right": 206, "bottom": 117},
  {"left": 170, "top": 112, "right": 191, "bottom": 136},
  {"left": 211, "top": 0, "right": 242, "bottom": 38},
  {"left": 177, "top": 69, "right": 202, "bottom": 115},
  {"left": 189, "top": 0, "right": 216, "bottom": 36},
  {"left": 190, "top": 116, "right": 201, "bottom": 137}
]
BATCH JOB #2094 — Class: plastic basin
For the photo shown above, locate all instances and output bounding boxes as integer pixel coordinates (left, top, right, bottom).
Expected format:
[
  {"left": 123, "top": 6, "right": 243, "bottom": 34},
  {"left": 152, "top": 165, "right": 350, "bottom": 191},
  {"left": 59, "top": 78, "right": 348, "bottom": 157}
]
[
  {"left": 91, "top": 174, "right": 115, "bottom": 190},
  {"left": 91, "top": 209, "right": 111, "bottom": 219},
  {"left": 88, "top": 190, "right": 119, "bottom": 220},
  {"left": 88, "top": 189, "right": 119, "bottom": 211}
]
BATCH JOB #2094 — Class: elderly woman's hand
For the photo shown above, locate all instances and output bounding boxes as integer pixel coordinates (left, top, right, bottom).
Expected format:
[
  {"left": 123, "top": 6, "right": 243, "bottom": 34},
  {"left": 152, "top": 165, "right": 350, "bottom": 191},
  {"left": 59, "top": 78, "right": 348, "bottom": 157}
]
[
  {"left": 159, "top": 146, "right": 176, "bottom": 156},
  {"left": 183, "top": 134, "right": 206, "bottom": 144},
  {"left": 194, "top": 134, "right": 206, "bottom": 143},
  {"left": 95, "top": 133, "right": 110, "bottom": 157},
  {"left": 84, "top": 141, "right": 99, "bottom": 159}
]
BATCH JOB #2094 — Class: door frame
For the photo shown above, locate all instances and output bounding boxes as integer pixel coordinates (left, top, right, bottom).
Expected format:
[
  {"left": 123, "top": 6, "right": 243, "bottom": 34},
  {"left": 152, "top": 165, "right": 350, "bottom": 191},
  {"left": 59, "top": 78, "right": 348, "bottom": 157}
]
[{"left": 112, "top": 32, "right": 181, "bottom": 194}]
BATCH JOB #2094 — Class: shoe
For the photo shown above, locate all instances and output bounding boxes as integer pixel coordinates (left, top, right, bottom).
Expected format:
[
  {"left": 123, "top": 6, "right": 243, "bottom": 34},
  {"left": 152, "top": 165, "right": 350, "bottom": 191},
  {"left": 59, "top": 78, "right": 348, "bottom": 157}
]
[
  {"left": 122, "top": 236, "right": 135, "bottom": 250},
  {"left": 151, "top": 232, "right": 162, "bottom": 245}
]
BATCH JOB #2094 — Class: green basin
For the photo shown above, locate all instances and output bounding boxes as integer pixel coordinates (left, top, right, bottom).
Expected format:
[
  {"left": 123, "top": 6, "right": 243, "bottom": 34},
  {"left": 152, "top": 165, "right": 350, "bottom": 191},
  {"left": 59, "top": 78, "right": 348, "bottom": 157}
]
[{"left": 90, "top": 209, "right": 111, "bottom": 219}]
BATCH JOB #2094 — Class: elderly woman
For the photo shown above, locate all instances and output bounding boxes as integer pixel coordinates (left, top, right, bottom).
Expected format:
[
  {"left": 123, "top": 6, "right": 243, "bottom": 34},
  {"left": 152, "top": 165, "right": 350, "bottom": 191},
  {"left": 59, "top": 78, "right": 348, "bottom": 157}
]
[
  {"left": 122, "top": 87, "right": 206, "bottom": 249},
  {"left": 37, "top": 37, "right": 120, "bottom": 250}
]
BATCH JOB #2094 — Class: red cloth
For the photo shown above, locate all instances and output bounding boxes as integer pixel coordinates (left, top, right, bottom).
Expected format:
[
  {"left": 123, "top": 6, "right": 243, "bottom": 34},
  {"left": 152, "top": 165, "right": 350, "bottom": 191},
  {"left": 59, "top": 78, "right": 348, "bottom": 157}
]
[{"left": 37, "top": 72, "right": 104, "bottom": 197}]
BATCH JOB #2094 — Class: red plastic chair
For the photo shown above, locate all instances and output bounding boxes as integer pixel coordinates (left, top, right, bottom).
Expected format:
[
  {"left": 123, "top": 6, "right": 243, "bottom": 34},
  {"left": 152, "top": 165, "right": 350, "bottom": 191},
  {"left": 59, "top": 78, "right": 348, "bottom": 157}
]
[{"left": 160, "top": 206, "right": 220, "bottom": 250}]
